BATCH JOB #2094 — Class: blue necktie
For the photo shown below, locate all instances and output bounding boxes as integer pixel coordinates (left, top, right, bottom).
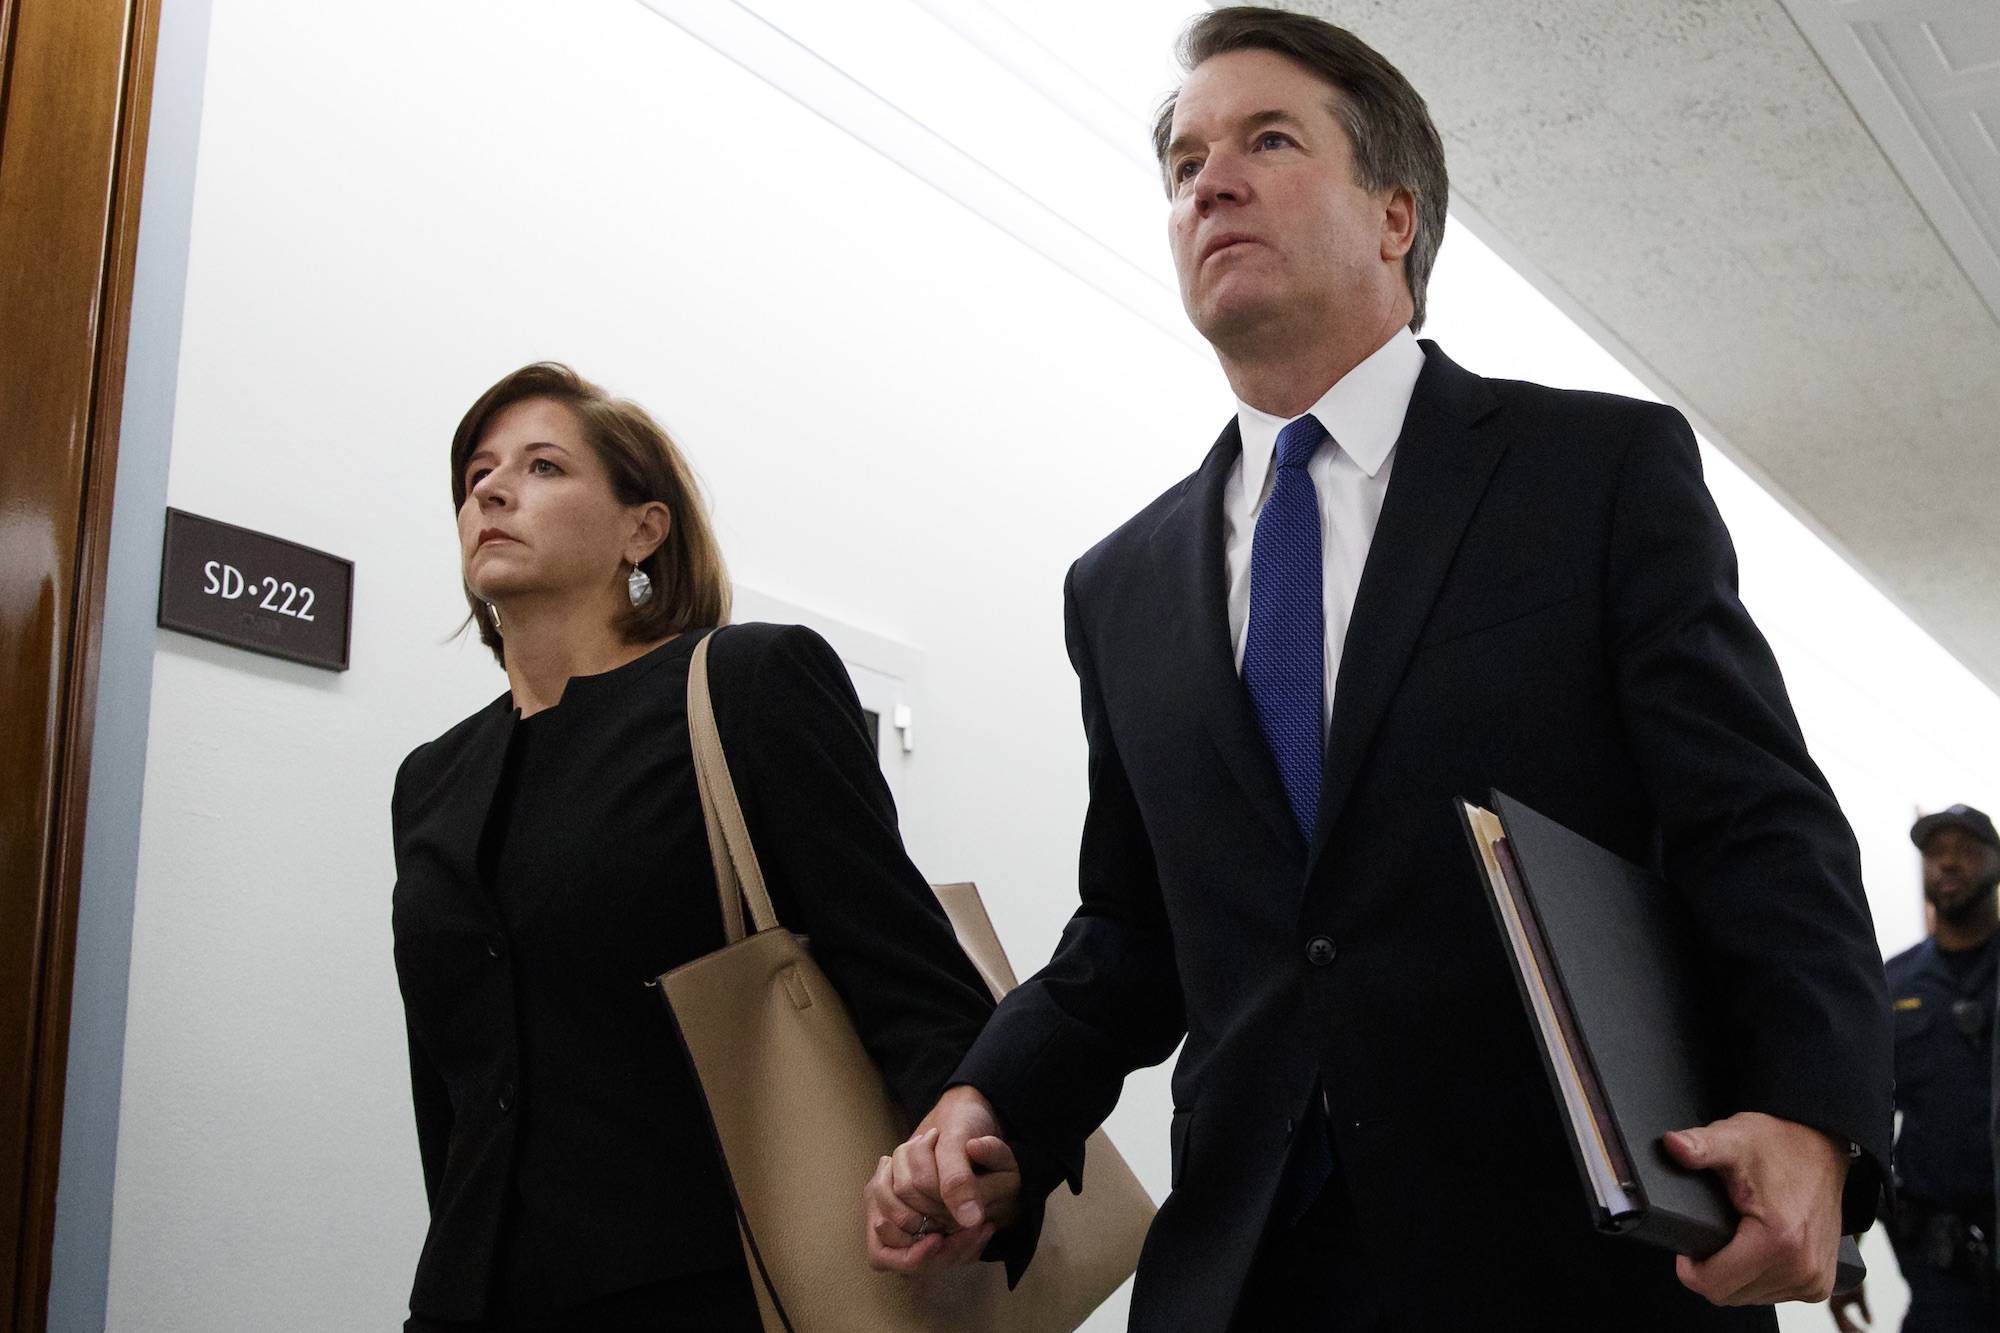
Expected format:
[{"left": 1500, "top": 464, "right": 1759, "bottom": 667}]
[
  {"left": 1243, "top": 413, "right": 1338, "bottom": 1225},
  {"left": 1242, "top": 414, "right": 1328, "bottom": 837}
]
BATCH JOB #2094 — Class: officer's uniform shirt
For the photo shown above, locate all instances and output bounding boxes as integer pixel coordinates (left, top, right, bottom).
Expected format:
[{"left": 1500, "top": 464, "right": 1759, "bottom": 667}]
[{"left": 1887, "top": 930, "right": 1998, "bottom": 1210}]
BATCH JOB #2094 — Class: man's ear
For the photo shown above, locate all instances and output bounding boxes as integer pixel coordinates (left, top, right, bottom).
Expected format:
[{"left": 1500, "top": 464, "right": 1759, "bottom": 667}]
[
  {"left": 626, "top": 501, "right": 672, "bottom": 566},
  {"left": 1380, "top": 185, "right": 1418, "bottom": 263}
]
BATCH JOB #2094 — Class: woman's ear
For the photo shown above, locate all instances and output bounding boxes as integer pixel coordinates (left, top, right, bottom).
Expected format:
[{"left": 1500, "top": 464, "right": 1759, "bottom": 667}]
[{"left": 625, "top": 501, "right": 673, "bottom": 567}]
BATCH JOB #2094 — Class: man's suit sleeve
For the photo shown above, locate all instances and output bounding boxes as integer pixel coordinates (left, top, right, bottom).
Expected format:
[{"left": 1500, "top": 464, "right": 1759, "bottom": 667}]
[
  {"left": 1604, "top": 408, "right": 1893, "bottom": 1233},
  {"left": 949, "top": 564, "right": 1187, "bottom": 1266}
]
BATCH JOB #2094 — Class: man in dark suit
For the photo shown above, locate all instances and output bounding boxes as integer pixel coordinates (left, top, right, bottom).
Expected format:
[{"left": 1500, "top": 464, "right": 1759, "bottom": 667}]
[{"left": 862, "top": 8, "right": 1892, "bottom": 1328}]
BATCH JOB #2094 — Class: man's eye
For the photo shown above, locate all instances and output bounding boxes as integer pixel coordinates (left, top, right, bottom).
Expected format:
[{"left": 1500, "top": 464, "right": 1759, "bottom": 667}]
[
  {"left": 1174, "top": 158, "right": 1201, "bottom": 183},
  {"left": 1256, "top": 131, "right": 1291, "bottom": 150}
]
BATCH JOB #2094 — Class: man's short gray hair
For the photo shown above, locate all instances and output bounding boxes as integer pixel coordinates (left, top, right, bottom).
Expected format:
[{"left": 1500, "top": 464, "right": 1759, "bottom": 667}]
[{"left": 1152, "top": 6, "right": 1449, "bottom": 331}]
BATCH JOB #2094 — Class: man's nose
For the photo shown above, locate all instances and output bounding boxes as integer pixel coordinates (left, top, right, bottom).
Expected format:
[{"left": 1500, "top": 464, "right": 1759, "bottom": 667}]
[{"left": 1192, "top": 157, "right": 1245, "bottom": 213}]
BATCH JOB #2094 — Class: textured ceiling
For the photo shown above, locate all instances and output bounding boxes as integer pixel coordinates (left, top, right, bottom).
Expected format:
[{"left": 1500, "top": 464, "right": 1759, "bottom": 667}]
[
  {"left": 1288, "top": 0, "right": 2000, "bottom": 693},
  {"left": 1786, "top": 0, "right": 2000, "bottom": 327}
]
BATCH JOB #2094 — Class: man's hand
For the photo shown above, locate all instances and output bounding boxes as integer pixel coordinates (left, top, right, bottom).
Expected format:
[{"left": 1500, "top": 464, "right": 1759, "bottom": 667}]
[
  {"left": 1663, "top": 1111, "right": 1850, "bottom": 1305},
  {"left": 863, "top": 1086, "right": 1022, "bottom": 1275},
  {"left": 1828, "top": 1281, "right": 1871, "bottom": 1333}
]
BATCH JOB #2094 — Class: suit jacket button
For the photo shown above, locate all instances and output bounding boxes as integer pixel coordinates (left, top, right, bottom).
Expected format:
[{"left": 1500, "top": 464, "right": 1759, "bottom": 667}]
[
  {"left": 1306, "top": 935, "right": 1337, "bottom": 967},
  {"left": 486, "top": 936, "right": 504, "bottom": 958},
  {"left": 498, "top": 1083, "right": 515, "bottom": 1112}
]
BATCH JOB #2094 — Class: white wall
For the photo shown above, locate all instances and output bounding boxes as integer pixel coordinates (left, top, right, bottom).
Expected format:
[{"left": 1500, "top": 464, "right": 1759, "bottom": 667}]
[
  {"left": 95, "top": 1, "right": 1999, "bottom": 1329},
  {"left": 106, "top": 2, "right": 1200, "bottom": 1327}
]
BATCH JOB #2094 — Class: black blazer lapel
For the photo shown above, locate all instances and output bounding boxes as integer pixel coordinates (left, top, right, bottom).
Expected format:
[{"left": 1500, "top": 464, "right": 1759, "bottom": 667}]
[
  {"left": 404, "top": 696, "right": 517, "bottom": 904},
  {"left": 1308, "top": 343, "right": 1504, "bottom": 873},
  {"left": 1150, "top": 417, "right": 1305, "bottom": 858}
]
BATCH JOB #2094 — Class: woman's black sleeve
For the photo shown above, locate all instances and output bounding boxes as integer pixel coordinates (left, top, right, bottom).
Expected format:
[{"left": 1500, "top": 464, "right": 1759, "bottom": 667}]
[
  {"left": 405, "top": 1020, "right": 454, "bottom": 1210},
  {"left": 711, "top": 623, "right": 997, "bottom": 1124},
  {"left": 391, "top": 757, "right": 454, "bottom": 1210}
]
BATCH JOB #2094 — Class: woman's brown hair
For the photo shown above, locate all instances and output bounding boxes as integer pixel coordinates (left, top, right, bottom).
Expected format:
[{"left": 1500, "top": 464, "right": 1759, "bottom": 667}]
[{"left": 450, "top": 362, "right": 730, "bottom": 663}]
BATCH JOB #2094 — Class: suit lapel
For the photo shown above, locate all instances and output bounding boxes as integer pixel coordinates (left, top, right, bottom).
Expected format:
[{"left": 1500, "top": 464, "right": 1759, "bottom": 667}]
[
  {"left": 1308, "top": 344, "right": 1504, "bottom": 876},
  {"left": 1150, "top": 418, "right": 1306, "bottom": 858}
]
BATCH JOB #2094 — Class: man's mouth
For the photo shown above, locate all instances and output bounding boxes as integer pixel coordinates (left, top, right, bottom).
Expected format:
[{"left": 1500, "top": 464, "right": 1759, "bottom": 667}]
[{"left": 1201, "top": 235, "right": 1258, "bottom": 263}]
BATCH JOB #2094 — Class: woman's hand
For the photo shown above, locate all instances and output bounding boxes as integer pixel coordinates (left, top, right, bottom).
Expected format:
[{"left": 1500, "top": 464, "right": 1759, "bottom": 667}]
[{"left": 863, "top": 1087, "right": 1021, "bottom": 1273}]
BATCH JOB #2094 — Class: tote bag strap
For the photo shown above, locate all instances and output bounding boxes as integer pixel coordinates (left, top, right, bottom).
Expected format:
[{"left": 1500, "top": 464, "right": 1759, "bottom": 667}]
[{"left": 688, "top": 629, "right": 781, "bottom": 943}]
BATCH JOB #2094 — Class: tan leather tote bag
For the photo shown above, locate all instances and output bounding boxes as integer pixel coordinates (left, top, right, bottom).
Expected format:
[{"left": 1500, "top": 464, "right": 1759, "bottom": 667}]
[{"left": 659, "top": 631, "right": 1154, "bottom": 1332}]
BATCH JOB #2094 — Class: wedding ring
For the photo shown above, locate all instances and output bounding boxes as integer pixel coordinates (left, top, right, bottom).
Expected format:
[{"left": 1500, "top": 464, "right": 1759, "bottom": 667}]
[{"left": 910, "top": 1216, "right": 935, "bottom": 1239}]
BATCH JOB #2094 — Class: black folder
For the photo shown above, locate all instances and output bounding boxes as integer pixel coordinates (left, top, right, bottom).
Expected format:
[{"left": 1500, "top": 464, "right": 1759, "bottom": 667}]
[{"left": 1458, "top": 791, "right": 1863, "bottom": 1292}]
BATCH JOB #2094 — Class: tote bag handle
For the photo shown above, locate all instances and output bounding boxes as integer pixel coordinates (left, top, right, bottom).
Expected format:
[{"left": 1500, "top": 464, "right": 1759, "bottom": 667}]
[{"left": 688, "top": 629, "right": 781, "bottom": 944}]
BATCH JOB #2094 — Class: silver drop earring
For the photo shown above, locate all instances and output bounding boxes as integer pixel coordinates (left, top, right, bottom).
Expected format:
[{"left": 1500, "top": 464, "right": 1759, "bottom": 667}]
[
  {"left": 486, "top": 602, "right": 502, "bottom": 629},
  {"left": 626, "top": 565, "right": 654, "bottom": 607}
]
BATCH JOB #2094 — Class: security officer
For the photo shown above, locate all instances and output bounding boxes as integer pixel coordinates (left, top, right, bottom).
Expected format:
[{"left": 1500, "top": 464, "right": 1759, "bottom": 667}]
[{"left": 1835, "top": 804, "right": 2000, "bottom": 1332}]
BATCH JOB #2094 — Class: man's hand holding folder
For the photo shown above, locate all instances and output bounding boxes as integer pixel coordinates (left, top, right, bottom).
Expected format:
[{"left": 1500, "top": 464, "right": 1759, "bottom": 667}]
[
  {"left": 1662, "top": 1111, "right": 1850, "bottom": 1305},
  {"left": 1461, "top": 792, "right": 1871, "bottom": 1311}
]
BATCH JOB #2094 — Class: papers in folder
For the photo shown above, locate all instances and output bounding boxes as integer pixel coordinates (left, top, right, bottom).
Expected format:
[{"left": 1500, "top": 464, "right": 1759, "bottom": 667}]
[
  {"left": 1457, "top": 792, "right": 1865, "bottom": 1292},
  {"left": 1462, "top": 801, "right": 1639, "bottom": 1226}
]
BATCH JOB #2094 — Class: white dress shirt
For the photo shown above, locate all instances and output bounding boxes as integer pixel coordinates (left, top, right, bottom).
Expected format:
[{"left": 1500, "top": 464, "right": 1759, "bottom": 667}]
[{"left": 1224, "top": 327, "right": 1427, "bottom": 726}]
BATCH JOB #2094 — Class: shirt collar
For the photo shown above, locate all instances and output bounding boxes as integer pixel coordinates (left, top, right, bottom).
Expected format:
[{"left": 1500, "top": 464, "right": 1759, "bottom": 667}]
[{"left": 1235, "top": 326, "right": 1426, "bottom": 500}]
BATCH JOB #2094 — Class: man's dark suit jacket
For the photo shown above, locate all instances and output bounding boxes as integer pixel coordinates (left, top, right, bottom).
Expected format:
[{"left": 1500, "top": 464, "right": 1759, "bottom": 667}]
[{"left": 955, "top": 343, "right": 1893, "bottom": 1330}]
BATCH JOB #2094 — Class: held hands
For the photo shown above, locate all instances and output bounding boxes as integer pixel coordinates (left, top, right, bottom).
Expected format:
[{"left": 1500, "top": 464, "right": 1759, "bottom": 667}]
[
  {"left": 1828, "top": 1281, "right": 1871, "bottom": 1333},
  {"left": 863, "top": 1085, "right": 1023, "bottom": 1275},
  {"left": 1663, "top": 1111, "right": 1850, "bottom": 1305}
]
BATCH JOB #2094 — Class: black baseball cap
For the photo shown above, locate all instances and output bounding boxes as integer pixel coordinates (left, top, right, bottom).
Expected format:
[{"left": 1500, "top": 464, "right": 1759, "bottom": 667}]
[{"left": 1910, "top": 804, "right": 2000, "bottom": 852}]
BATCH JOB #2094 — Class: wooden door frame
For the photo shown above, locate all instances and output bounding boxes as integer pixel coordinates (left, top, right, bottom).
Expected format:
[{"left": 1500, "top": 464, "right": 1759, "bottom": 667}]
[{"left": 0, "top": 0, "right": 164, "bottom": 1327}]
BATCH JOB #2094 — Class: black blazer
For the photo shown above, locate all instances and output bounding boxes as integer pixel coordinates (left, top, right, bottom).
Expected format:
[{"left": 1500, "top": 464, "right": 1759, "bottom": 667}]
[
  {"left": 391, "top": 624, "right": 995, "bottom": 1321},
  {"left": 955, "top": 343, "right": 1894, "bottom": 1331}
]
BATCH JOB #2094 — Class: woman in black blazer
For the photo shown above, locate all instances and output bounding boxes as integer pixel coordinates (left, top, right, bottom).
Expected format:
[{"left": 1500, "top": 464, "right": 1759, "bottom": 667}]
[{"left": 392, "top": 362, "right": 1004, "bottom": 1332}]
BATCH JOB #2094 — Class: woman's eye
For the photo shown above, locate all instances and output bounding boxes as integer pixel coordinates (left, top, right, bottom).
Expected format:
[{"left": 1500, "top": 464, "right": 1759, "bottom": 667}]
[
  {"left": 466, "top": 468, "right": 491, "bottom": 488},
  {"left": 528, "top": 458, "right": 560, "bottom": 475}
]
